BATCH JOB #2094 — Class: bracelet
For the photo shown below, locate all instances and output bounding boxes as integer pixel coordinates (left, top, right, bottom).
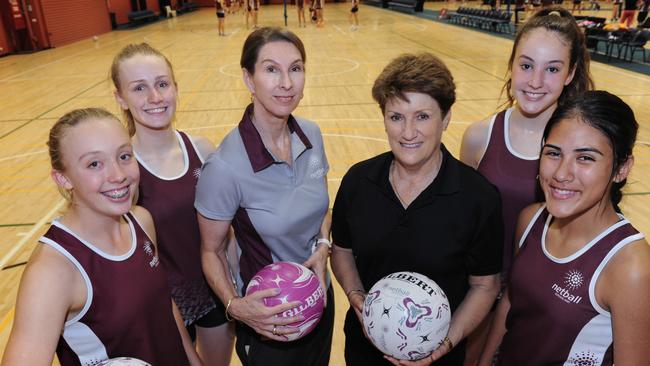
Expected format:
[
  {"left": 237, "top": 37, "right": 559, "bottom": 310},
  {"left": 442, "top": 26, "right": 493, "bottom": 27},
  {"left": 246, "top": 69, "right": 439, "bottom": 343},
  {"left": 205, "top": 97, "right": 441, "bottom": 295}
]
[
  {"left": 345, "top": 289, "right": 366, "bottom": 299},
  {"left": 225, "top": 295, "right": 239, "bottom": 322},
  {"left": 312, "top": 238, "right": 332, "bottom": 254},
  {"left": 442, "top": 336, "right": 453, "bottom": 350}
]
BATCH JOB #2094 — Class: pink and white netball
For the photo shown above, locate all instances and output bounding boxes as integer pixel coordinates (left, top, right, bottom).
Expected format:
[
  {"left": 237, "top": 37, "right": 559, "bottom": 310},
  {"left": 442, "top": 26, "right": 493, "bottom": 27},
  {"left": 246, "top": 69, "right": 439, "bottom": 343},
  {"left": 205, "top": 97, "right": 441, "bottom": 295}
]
[
  {"left": 245, "top": 261, "right": 325, "bottom": 341},
  {"left": 97, "top": 357, "right": 151, "bottom": 366},
  {"left": 362, "top": 271, "right": 451, "bottom": 361}
]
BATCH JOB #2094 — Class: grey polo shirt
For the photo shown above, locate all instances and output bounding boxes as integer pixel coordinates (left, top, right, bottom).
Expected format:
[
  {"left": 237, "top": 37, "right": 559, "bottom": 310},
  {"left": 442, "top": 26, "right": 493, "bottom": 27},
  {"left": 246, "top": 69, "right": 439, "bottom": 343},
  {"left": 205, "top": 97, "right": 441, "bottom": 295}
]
[{"left": 195, "top": 104, "right": 329, "bottom": 293}]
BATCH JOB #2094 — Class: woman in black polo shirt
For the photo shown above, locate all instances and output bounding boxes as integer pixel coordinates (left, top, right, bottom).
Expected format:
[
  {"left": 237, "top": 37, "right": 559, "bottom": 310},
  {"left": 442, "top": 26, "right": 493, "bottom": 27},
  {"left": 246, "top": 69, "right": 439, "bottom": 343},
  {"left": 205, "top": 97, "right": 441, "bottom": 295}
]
[{"left": 331, "top": 53, "right": 503, "bottom": 366}]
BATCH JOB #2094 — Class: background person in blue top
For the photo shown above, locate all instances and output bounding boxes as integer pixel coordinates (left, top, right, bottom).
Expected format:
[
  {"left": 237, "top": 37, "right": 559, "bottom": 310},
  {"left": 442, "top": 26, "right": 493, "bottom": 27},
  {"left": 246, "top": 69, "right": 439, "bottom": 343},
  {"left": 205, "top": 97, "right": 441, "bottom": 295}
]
[{"left": 195, "top": 27, "right": 333, "bottom": 366}]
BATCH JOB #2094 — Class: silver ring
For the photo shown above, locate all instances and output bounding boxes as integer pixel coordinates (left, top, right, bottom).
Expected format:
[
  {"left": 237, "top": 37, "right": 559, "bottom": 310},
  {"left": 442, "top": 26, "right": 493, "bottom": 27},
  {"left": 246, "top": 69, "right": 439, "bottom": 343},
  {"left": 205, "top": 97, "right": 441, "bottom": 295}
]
[{"left": 272, "top": 325, "right": 277, "bottom": 335}]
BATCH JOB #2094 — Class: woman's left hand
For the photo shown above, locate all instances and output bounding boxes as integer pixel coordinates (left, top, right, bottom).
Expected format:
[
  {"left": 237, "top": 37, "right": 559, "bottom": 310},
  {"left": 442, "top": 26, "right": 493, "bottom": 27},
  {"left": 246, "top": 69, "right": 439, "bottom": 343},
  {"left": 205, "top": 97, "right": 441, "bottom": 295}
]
[
  {"left": 303, "top": 244, "right": 329, "bottom": 306},
  {"left": 383, "top": 340, "right": 453, "bottom": 366}
]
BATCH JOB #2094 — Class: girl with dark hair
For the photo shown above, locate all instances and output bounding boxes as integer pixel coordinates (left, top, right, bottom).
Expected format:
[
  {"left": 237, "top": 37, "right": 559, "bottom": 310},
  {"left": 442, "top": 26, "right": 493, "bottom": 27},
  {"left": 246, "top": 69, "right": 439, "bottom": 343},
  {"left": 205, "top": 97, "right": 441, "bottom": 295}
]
[
  {"left": 460, "top": 8, "right": 594, "bottom": 363},
  {"left": 195, "top": 27, "right": 333, "bottom": 366},
  {"left": 479, "top": 91, "right": 650, "bottom": 365}
]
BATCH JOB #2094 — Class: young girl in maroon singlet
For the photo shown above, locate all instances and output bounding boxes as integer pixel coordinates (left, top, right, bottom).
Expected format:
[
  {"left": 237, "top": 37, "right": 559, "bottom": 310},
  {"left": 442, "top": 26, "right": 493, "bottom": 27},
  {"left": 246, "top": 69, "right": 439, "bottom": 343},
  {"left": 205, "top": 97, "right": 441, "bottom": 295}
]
[
  {"left": 460, "top": 7, "right": 593, "bottom": 364},
  {"left": 111, "top": 43, "right": 235, "bottom": 366},
  {"left": 481, "top": 91, "right": 650, "bottom": 366},
  {"left": 1, "top": 108, "right": 200, "bottom": 366}
]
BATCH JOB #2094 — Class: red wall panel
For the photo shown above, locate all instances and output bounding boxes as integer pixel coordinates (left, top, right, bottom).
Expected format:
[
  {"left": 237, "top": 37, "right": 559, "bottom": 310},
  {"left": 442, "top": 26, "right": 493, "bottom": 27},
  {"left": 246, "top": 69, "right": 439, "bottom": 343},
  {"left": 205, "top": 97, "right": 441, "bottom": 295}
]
[
  {"left": 108, "top": 0, "right": 132, "bottom": 25},
  {"left": 41, "top": 0, "right": 111, "bottom": 47},
  {"left": 0, "top": 15, "right": 12, "bottom": 55},
  {"left": 146, "top": 0, "right": 160, "bottom": 13}
]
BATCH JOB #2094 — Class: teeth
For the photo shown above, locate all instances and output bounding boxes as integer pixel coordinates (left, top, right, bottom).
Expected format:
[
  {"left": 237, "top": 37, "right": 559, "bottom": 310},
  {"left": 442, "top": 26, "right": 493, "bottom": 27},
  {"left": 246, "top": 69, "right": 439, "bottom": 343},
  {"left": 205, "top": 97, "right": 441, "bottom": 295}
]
[
  {"left": 146, "top": 107, "right": 166, "bottom": 113},
  {"left": 525, "top": 91, "right": 544, "bottom": 97},
  {"left": 103, "top": 187, "right": 129, "bottom": 199},
  {"left": 401, "top": 143, "right": 421, "bottom": 148}
]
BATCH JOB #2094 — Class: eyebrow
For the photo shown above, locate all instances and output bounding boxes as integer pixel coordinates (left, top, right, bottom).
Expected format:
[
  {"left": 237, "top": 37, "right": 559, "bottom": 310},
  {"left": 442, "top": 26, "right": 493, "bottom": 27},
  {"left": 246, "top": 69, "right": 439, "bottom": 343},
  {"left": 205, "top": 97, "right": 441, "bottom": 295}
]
[
  {"left": 543, "top": 144, "right": 604, "bottom": 156},
  {"left": 260, "top": 58, "right": 303, "bottom": 65},
  {"left": 518, "top": 55, "right": 566, "bottom": 65},
  {"left": 127, "top": 75, "right": 169, "bottom": 85},
  {"left": 78, "top": 143, "right": 132, "bottom": 161}
]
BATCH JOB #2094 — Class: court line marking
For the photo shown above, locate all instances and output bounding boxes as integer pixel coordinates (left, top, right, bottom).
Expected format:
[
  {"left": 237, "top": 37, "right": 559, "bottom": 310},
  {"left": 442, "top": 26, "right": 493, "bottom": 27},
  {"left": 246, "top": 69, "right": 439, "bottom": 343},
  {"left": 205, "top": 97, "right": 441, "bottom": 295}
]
[
  {"left": 0, "top": 308, "right": 15, "bottom": 334},
  {"left": 0, "top": 200, "right": 65, "bottom": 270},
  {"left": 0, "top": 32, "right": 159, "bottom": 83}
]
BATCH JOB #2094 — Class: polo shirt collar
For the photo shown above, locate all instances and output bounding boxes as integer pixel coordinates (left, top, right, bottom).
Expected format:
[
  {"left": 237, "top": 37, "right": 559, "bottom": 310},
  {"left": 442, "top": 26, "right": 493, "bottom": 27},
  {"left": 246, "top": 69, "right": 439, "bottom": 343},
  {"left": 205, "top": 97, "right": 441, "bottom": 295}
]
[
  {"left": 238, "top": 103, "right": 313, "bottom": 172},
  {"left": 368, "top": 144, "right": 460, "bottom": 201}
]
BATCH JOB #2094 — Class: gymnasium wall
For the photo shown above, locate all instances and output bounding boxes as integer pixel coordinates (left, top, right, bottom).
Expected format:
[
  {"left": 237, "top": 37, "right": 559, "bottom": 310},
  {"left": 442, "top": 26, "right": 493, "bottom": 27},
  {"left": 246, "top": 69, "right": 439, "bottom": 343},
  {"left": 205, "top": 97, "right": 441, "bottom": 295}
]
[
  {"left": 109, "top": 0, "right": 133, "bottom": 26},
  {"left": 40, "top": 0, "right": 112, "bottom": 47},
  {"left": 0, "top": 16, "right": 12, "bottom": 55},
  {"left": 146, "top": 0, "right": 161, "bottom": 13}
]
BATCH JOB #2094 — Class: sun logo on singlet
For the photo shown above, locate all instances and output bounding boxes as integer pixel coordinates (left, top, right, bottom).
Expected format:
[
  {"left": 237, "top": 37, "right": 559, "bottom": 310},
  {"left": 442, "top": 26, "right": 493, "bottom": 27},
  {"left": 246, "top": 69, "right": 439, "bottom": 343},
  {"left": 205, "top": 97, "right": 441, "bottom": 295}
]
[
  {"left": 192, "top": 167, "right": 202, "bottom": 180},
  {"left": 564, "top": 269, "right": 584, "bottom": 290},
  {"left": 568, "top": 350, "right": 598, "bottom": 366},
  {"left": 143, "top": 240, "right": 159, "bottom": 268}
]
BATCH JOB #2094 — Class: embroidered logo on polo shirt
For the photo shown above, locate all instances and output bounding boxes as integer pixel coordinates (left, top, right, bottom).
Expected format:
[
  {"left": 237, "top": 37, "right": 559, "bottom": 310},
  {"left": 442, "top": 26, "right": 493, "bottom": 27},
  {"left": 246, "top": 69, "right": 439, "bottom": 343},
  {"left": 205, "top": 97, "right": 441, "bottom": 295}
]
[
  {"left": 308, "top": 156, "right": 326, "bottom": 179},
  {"left": 551, "top": 269, "right": 583, "bottom": 304},
  {"left": 143, "top": 240, "right": 159, "bottom": 268}
]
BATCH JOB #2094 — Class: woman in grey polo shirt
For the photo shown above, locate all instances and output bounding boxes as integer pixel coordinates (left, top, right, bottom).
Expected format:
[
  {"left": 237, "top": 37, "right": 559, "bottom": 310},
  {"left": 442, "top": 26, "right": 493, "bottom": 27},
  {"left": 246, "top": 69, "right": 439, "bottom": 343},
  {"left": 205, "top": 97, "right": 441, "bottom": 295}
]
[{"left": 195, "top": 27, "right": 333, "bottom": 366}]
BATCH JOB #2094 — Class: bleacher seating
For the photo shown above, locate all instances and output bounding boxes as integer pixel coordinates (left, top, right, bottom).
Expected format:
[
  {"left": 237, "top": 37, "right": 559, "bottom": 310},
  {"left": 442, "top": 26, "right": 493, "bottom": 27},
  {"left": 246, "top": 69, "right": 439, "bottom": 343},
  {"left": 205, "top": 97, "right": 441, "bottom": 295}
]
[
  {"left": 127, "top": 10, "right": 158, "bottom": 26},
  {"left": 388, "top": 0, "right": 419, "bottom": 13},
  {"left": 364, "top": 0, "right": 386, "bottom": 8},
  {"left": 447, "top": 7, "right": 512, "bottom": 34},
  {"left": 178, "top": 2, "right": 199, "bottom": 14}
]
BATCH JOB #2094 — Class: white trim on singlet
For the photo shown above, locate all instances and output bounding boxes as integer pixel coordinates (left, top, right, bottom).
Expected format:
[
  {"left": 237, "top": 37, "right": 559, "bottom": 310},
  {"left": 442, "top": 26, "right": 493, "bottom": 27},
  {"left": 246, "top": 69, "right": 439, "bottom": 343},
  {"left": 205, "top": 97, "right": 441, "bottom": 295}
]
[
  {"left": 127, "top": 211, "right": 156, "bottom": 251},
  {"left": 134, "top": 130, "right": 190, "bottom": 181},
  {"left": 517, "top": 204, "right": 546, "bottom": 249},
  {"left": 503, "top": 108, "right": 539, "bottom": 161},
  {"left": 62, "top": 322, "right": 109, "bottom": 365},
  {"left": 186, "top": 133, "right": 206, "bottom": 164},
  {"left": 38, "top": 237, "right": 93, "bottom": 325},
  {"left": 563, "top": 313, "right": 612, "bottom": 366},
  {"left": 542, "top": 214, "right": 632, "bottom": 264},
  {"left": 589, "top": 231, "right": 645, "bottom": 316},
  {"left": 476, "top": 113, "right": 497, "bottom": 167},
  {"left": 50, "top": 218, "right": 137, "bottom": 261}
]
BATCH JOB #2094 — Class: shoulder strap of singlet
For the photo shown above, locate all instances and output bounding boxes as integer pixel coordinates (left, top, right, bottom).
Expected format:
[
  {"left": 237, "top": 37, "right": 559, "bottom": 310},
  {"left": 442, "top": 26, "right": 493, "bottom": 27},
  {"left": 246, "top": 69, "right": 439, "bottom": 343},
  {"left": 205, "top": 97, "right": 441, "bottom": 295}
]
[
  {"left": 39, "top": 228, "right": 94, "bottom": 325},
  {"left": 517, "top": 204, "right": 547, "bottom": 249},
  {"left": 178, "top": 130, "right": 206, "bottom": 164},
  {"left": 477, "top": 110, "right": 506, "bottom": 167},
  {"left": 589, "top": 224, "right": 644, "bottom": 315}
]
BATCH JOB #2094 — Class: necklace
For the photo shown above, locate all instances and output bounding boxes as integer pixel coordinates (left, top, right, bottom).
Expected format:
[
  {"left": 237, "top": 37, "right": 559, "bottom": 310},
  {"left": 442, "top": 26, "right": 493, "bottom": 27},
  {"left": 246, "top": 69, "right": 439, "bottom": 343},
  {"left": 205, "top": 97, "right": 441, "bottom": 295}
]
[
  {"left": 389, "top": 155, "right": 443, "bottom": 209},
  {"left": 389, "top": 162, "right": 410, "bottom": 208}
]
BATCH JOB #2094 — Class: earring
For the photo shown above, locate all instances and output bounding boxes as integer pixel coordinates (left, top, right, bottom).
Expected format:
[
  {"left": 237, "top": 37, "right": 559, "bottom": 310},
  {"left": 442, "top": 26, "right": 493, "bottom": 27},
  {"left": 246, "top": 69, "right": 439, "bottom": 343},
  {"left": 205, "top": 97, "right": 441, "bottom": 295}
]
[
  {"left": 535, "top": 174, "right": 540, "bottom": 180},
  {"left": 250, "top": 93, "right": 255, "bottom": 103}
]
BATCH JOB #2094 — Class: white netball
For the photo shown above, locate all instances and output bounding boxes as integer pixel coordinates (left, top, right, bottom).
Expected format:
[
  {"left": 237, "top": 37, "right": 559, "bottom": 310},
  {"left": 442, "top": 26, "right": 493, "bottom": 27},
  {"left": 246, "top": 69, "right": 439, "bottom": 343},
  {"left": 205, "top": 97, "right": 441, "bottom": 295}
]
[
  {"left": 97, "top": 357, "right": 151, "bottom": 366},
  {"left": 362, "top": 272, "right": 451, "bottom": 361}
]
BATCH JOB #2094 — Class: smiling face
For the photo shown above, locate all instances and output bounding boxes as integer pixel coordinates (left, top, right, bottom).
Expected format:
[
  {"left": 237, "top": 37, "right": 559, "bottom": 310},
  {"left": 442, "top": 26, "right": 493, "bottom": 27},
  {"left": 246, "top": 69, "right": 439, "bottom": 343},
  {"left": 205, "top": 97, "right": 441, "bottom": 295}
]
[
  {"left": 511, "top": 28, "right": 576, "bottom": 119},
  {"left": 52, "top": 117, "right": 139, "bottom": 218},
  {"left": 384, "top": 92, "right": 451, "bottom": 171},
  {"left": 243, "top": 41, "right": 305, "bottom": 122},
  {"left": 115, "top": 54, "right": 177, "bottom": 132},
  {"left": 539, "top": 117, "right": 628, "bottom": 220}
]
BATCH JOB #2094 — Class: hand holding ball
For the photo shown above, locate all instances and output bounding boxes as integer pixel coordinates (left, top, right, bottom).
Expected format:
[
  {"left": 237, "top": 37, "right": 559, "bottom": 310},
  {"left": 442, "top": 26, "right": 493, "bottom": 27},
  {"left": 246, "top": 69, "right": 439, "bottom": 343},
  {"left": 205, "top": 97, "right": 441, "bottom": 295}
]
[
  {"left": 246, "top": 262, "right": 325, "bottom": 341},
  {"left": 362, "top": 272, "right": 451, "bottom": 361}
]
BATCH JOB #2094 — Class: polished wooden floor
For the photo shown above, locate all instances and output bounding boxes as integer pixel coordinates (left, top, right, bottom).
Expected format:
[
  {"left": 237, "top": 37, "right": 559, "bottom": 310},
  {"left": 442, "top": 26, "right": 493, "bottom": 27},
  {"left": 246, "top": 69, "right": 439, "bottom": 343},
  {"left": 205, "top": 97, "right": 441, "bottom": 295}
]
[{"left": 0, "top": 2, "right": 649, "bottom": 364}]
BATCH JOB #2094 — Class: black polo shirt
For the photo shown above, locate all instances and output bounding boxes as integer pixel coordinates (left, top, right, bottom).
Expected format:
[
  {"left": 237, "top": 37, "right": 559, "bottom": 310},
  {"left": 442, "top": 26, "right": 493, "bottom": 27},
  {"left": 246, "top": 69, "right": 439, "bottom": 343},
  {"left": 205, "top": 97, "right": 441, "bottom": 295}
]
[{"left": 332, "top": 145, "right": 503, "bottom": 363}]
